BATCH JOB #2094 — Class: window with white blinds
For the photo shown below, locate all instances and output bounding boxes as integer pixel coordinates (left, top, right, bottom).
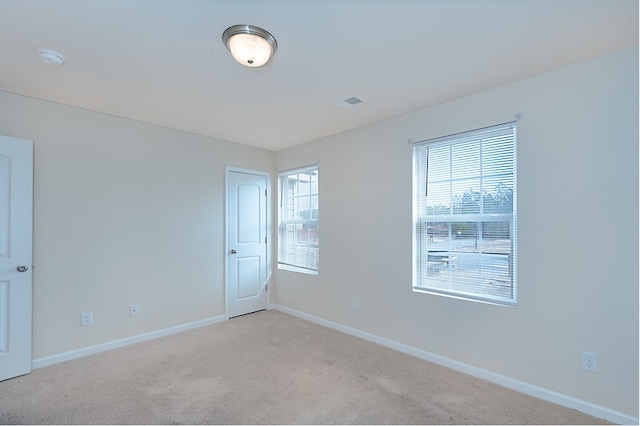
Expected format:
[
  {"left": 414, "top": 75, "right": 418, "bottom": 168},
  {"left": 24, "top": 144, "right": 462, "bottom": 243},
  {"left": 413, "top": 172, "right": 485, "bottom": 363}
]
[
  {"left": 413, "top": 122, "right": 517, "bottom": 306},
  {"left": 278, "top": 165, "right": 319, "bottom": 274}
]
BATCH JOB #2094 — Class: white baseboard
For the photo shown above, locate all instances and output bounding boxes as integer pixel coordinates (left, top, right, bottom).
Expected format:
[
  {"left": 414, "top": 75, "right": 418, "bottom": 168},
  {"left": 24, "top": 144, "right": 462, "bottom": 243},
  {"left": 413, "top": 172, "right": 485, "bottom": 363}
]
[
  {"left": 273, "top": 304, "right": 638, "bottom": 425},
  {"left": 32, "top": 315, "right": 227, "bottom": 369}
]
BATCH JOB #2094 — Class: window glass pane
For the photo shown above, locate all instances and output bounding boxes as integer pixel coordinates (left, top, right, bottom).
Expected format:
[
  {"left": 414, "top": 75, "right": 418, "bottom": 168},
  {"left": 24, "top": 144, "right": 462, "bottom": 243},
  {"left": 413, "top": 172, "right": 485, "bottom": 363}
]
[
  {"left": 296, "top": 223, "right": 319, "bottom": 245},
  {"left": 426, "top": 182, "right": 450, "bottom": 214},
  {"left": 298, "top": 196, "right": 312, "bottom": 218},
  {"left": 482, "top": 220, "right": 511, "bottom": 241},
  {"left": 450, "top": 222, "right": 478, "bottom": 250},
  {"left": 451, "top": 141, "right": 480, "bottom": 179},
  {"left": 297, "top": 174, "right": 311, "bottom": 196},
  {"left": 280, "top": 223, "right": 318, "bottom": 269},
  {"left": 421, "top": 221, "right": 513, "bottom": 297},
  {"left": 482, "top": 177, "right": 513, "bottom": 214},
  {"left": 428, "top": 146, "right": 450, "bottom": 182},
  {"left": 478, "top": 220, "right": 513, "bottom": 300},
  {"left": 452, "top": 180, "right": 481, "bottom": 214},
  {"left": 424, "top": 220, "right": 448, "bottom": 243},
  {"left": 483, "top": 137, "right": 514, "bottom": 176}
]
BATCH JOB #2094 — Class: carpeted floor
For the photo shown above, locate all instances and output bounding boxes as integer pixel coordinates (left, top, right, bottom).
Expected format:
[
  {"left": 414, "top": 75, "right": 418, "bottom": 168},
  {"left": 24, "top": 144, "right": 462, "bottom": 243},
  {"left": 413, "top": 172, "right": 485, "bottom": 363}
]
[{"left": 0, "top": 310, "right": 608, "bottom": 424}]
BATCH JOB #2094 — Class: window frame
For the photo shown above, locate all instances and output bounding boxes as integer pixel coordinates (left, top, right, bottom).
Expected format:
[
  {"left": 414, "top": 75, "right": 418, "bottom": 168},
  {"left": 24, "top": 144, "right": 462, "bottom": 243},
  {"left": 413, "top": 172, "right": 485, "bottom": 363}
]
[
  {"left": 412, "top": 122, "right": 517, "bottom": 306},
  {"left": 278, "top": 165, "right": 319, "bottom": 275}
]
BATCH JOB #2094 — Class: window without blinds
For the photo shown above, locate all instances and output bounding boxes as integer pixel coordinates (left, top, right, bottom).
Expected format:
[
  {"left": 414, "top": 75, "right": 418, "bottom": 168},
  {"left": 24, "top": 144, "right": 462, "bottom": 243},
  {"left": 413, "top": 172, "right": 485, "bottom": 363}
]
[
  {"left": 413, "top": 122, "right": 517, "bottom": 306},
  {"left": 278, "top": 166, "right": 319, "bottom": 274}
]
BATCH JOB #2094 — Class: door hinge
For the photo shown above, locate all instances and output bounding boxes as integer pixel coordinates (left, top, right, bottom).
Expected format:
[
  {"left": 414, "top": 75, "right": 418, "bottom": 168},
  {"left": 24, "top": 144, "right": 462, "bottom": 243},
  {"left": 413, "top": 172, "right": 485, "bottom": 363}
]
[
  {"left": 265, "top": 236, "right": 267, "bottom": 244},
  {"left": 265, "top": 284, "right": 268, "bottom": 292},
  {"left": 265, "top": 189, "right": 267, "bottom": 196}
]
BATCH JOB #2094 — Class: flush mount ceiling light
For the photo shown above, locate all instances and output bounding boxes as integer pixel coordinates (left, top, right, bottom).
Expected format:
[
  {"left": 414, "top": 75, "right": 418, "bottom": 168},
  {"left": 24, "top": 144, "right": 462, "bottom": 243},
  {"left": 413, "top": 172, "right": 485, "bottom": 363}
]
[
  {"left": 222, "top": 24, "right": 277, "bottom": 67},
  {"left": 38, "top": 48, "right": 65, "bottom": 66}
]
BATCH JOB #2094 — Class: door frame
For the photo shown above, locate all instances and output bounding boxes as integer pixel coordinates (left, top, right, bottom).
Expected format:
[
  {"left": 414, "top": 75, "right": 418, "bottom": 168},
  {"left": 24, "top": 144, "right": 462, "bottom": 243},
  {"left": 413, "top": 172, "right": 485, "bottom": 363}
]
[{"left": 224, "top": 166, "right": 271, "bottom": 319}]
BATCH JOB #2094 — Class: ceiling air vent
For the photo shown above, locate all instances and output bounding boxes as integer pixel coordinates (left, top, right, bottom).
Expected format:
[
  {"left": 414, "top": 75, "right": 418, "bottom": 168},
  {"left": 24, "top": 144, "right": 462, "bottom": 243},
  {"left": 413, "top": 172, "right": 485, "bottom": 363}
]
[{"left": 336, "top": 96, "right": 363, "bottom": 109}]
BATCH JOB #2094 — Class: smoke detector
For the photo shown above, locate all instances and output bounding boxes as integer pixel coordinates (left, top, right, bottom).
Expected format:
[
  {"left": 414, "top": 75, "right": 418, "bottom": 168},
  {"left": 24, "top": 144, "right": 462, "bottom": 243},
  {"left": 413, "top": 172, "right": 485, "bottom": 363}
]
[{"left": 38, "top": 48, "right": 65, "bottom": 66}]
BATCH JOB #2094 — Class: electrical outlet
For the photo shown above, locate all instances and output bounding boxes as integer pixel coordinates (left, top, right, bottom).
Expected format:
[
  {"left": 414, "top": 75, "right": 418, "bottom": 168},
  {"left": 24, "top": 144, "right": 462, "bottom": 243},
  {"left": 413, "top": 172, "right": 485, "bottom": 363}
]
[
  {"left": 351, "top": 298, "right": 358, "bottom": 311},
  {"left": 81, "top": 312, "right": 93, "bottom": 326},
  {"left": 129, "top": 304, "right": 139, "bottom": 317},
  {"left": 581, "top": 352, "right": 598, "bottom": 373}
]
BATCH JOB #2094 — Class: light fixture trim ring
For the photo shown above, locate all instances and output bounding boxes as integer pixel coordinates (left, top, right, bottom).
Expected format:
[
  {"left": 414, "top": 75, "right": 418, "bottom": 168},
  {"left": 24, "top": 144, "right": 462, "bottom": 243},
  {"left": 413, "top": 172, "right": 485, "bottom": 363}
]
[
  {"left": 38, "top": 48, "right": 65, "bottom": 66},
  {"left": 222, "top": 24, "right": 278, "bottom": 67}
]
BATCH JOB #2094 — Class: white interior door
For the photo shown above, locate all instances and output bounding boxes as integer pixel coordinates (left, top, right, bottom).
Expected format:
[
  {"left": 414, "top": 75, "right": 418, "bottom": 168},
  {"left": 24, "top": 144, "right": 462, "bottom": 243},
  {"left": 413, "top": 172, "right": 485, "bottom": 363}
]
[
  {"left": 0, "top": 135, "right": 33, "bottom": 381},
  {"left": 226, "top": 169, "right": 268, "bottom": 318}
]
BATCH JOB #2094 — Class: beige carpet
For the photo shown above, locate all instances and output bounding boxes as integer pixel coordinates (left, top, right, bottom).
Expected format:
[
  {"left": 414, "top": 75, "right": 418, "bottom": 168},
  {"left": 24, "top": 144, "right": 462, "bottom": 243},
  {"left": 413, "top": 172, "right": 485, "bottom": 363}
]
[{"left": 0, "top": 310, "right": 607, "bottom": 425}]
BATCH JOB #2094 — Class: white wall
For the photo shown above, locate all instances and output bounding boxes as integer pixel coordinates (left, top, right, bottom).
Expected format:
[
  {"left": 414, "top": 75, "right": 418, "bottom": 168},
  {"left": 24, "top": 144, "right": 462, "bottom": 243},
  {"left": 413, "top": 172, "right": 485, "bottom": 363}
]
[
  {"left": 274, "top": 47, "right": 638, "bottom": 419},
  {"left": 0, "top": 91, "right": 275, "bottom": 359}
]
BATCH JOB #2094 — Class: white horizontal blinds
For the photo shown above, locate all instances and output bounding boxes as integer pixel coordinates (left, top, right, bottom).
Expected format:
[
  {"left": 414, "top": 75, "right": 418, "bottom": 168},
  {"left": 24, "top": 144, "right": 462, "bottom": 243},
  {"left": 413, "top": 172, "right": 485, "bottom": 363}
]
[
  {"left": 413, "top": 122, "right": 517, "bottom": 305},
  {"left": 278, "top": 165, "right": 319, "bottom": 272}
]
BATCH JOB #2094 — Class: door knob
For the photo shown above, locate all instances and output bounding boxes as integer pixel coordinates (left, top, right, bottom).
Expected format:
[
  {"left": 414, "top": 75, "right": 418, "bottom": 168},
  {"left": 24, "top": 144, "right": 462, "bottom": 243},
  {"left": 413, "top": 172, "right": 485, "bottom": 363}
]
[
  {"left": 16, "top": 265, "right": 29, "bottom": 272},
  {"left": 230, "top": 249, "right": 237, "bottom": 254}
]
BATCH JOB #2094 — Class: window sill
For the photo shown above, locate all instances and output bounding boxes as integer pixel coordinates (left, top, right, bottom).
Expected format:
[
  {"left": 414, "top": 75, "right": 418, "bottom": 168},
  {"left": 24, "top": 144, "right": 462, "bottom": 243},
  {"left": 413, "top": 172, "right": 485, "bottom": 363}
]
[
  {"left": 278, "top": 264, "right": 318, "bottom": 276},
  {"left": 413, "top": 286, "right": 516, "bottom": 308}
]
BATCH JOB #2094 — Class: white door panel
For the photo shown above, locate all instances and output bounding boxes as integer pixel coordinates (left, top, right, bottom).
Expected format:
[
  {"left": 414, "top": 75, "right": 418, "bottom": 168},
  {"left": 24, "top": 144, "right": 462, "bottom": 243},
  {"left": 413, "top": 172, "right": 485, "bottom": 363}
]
[
  {"left": 0, "top": 135, "right": 33, "bottom": 381},
  {"left": 237, "top": 184, "right": 261, "bottom": 243},
  {"left": 237, "top": 257, "right": 260, "bottom": 298},
  {"left": 227, "top": 170, "right": 268, "bottom": 318}
]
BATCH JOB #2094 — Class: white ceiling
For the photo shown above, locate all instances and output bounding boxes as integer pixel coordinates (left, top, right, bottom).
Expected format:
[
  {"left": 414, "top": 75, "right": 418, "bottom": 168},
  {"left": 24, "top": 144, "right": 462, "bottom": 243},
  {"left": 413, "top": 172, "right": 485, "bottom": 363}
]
[{"left": 0, "top": 0, "right": 637, "bottom": 151}]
